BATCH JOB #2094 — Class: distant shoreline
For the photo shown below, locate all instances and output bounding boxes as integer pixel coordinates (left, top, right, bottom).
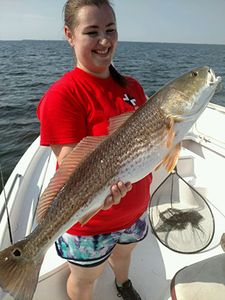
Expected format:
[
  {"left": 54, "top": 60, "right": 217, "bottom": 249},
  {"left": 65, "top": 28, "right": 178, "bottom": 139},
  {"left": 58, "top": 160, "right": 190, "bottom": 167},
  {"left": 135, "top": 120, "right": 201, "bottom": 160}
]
[{"left": 0, "top": 39, "right": 224, "bottom": 46}]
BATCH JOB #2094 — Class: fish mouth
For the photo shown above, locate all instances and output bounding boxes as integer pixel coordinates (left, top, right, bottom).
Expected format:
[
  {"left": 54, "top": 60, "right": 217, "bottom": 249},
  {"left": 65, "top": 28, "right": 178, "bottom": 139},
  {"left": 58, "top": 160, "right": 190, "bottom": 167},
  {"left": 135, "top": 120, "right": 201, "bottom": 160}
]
[{"left": 208, "top": 68, "right": 222, "bottom": 86}]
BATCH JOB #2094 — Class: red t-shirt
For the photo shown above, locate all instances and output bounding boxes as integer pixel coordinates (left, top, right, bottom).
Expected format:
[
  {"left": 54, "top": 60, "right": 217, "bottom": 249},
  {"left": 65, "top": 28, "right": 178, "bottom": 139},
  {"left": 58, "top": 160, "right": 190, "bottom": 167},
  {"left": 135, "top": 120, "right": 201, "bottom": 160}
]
[{"left": 37, "top": 67, "right": 152, "bottom": 235}]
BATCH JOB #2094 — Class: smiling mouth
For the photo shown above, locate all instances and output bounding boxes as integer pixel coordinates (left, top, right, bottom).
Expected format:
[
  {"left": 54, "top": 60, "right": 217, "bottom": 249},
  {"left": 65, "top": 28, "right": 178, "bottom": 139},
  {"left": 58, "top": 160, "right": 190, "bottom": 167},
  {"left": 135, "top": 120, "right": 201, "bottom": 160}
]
[{"left": 94, "top": 48, "right": 110, "bottom": 55}]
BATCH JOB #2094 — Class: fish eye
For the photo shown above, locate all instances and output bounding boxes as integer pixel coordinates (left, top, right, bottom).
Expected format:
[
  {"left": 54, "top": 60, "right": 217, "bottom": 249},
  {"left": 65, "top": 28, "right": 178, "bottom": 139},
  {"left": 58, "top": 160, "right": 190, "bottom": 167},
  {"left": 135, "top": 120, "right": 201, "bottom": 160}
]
[{"left": 191, "top": 71, "right": 198, "bottom": 77}]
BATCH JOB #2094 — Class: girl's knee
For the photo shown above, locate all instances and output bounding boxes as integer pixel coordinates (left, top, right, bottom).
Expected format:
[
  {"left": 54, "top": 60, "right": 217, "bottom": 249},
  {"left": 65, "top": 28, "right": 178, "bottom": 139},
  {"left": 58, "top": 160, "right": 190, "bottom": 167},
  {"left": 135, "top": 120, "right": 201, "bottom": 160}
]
[
  {"left": 67, "top": 273, "right": 94, "bottom": 300},
  {"left": 68, "top": 261, "right": 106, "bottom": 284}
]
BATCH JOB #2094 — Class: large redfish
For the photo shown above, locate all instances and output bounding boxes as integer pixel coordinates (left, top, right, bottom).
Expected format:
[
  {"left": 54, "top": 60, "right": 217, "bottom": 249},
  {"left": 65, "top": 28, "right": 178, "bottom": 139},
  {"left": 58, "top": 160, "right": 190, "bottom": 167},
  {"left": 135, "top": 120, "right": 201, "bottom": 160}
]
[{"left": 0, "top": 66, "right": 221, "bottom": 300}]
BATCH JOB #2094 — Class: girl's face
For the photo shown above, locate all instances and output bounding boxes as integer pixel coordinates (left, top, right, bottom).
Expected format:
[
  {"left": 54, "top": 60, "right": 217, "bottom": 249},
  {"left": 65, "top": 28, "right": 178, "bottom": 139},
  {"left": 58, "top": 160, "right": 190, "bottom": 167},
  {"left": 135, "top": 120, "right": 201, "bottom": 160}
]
[{"left": 65, "top": 4, "right": 118, "bottom": 78}]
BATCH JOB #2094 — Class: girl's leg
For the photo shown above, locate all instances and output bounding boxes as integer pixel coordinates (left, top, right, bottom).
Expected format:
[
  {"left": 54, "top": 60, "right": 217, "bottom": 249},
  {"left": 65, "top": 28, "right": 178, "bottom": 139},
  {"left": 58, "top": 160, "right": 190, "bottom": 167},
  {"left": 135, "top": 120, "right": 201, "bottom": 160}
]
[
  {"left": 108, "top": 242, "right": 137, "bottom": 285},
  {"left": 67, "top": 261, "right": 107, "bottom": 300}
]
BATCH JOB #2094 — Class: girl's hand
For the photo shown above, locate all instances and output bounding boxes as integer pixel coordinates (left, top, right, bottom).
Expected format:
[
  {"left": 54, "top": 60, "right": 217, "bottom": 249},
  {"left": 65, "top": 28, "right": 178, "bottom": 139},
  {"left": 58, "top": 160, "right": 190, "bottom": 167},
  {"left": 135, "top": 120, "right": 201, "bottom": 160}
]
[{"left": 102, "top": 181, "right": 132, "bottom": 210}]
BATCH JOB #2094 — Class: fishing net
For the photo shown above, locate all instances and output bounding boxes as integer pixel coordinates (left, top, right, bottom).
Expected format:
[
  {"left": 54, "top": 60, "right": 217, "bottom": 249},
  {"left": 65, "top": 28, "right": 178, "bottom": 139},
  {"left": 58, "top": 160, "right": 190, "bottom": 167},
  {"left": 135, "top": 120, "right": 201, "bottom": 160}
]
[{"left": 149, "top": 168, "right": 215, "bottom": 253}]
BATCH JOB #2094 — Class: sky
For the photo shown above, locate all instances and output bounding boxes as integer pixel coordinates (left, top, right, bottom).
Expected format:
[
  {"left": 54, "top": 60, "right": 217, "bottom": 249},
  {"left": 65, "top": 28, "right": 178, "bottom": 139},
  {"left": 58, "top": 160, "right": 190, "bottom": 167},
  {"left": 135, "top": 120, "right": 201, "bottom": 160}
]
[{"left": 0, "top": 0, "right": 225, "bottom": 44}]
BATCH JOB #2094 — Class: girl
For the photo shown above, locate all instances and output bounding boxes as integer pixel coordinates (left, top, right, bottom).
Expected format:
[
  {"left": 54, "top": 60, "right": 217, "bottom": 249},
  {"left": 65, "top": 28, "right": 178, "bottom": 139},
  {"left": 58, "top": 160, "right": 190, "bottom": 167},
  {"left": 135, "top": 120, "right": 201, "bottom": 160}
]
[{"left": 37, "top": 1, "right": 152, "bottom": 299}]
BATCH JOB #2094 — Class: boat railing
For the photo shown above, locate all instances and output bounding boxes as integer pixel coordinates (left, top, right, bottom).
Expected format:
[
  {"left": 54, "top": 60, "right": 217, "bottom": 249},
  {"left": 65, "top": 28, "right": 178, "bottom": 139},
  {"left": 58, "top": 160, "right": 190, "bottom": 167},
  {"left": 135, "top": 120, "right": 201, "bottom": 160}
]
[
  {"left": 0, "top": 137, "right": 55, "bottom": 250},
  {"left": 0, "top": 173, "right": 23, "bottom": 224}
]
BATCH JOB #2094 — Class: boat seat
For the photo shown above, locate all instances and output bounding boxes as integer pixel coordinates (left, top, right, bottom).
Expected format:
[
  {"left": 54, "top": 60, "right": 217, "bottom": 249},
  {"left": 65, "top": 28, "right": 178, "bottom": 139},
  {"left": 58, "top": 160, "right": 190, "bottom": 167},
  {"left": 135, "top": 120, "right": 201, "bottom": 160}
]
[{"left": 170, "top": 253, "right": 225, "bottom": 300}]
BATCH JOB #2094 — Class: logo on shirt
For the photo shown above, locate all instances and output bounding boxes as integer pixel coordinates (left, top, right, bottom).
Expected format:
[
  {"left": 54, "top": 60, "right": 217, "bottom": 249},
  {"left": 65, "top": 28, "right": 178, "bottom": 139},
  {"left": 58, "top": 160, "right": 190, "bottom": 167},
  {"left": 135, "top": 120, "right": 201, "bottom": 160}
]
[{"left": 123, "top": 94, "right": 137, "bottom": 107}]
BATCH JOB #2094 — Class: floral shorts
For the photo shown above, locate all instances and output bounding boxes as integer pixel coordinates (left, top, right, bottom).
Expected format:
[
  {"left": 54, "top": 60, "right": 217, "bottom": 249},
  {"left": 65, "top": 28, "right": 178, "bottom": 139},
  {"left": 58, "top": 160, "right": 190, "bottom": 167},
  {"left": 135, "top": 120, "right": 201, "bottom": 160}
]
[{"left": 55, "top": 212, "right": 148, "bottom": 267}]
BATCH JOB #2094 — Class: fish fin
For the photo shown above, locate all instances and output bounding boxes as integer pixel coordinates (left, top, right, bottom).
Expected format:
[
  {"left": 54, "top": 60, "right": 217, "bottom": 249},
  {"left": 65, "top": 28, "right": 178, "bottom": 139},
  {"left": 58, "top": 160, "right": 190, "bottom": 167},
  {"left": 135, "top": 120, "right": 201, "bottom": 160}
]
[
  {"left": 155, "top": 143, "right": 181, "bottom": 173},
  {"left": 79, "top": 204, "right": 105, "bottom": 226},
  {"left": 0, "top": 239, "right": 44, "bottom": 300},
  {"left": 109, "top": 112, "right": 133, "bottom": 135},
  {"left": 36, "top": 112, "right": 132, "bottom": 223},
  {"left": 36, "top": 135, "right": 107, "bottom": 223},
  {"left": 165, "top": 116, "right": 175, "bottom": 148}
]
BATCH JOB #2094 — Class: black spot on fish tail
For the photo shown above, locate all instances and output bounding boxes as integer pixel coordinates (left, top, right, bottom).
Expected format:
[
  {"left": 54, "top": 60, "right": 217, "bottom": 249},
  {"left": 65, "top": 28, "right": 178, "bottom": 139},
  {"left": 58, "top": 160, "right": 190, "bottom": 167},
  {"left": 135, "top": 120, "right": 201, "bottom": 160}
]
[
  {"left": 0, "top": 239, "right": 44, "bottom": 300},
  {"left": 12, "top": 248, "right": 22, "bottom": 257}
]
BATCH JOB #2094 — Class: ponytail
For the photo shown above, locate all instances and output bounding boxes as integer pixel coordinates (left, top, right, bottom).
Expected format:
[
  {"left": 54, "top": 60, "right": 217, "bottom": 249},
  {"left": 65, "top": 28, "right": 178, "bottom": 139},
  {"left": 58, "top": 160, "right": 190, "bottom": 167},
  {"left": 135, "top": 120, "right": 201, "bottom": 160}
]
[{"left": 109, "top": 64, "right": 127, "bottom": 87}]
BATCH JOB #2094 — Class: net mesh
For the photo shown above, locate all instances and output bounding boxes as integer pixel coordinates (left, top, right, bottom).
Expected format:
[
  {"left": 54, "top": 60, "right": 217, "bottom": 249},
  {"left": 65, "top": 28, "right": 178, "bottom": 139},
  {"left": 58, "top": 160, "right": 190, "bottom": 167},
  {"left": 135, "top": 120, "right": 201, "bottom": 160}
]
[{"left": 149, "top": 169, "right": 214, "bottom": 253}]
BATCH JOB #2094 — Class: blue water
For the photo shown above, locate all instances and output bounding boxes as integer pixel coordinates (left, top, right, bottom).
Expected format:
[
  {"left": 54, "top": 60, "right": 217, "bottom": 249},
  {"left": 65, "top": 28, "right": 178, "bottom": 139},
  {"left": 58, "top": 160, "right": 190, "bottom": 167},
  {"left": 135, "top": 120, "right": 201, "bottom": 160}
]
[{"left": 0, "top": 40, "right": 225, "bottom": 185}]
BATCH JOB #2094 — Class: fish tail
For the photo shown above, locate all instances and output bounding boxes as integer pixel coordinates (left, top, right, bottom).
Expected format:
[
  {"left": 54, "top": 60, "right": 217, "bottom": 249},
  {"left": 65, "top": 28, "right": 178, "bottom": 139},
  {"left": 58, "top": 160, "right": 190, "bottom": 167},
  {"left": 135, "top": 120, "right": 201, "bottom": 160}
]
[{"left": 0, "top": 239, "right": 43, "bottom": 300}]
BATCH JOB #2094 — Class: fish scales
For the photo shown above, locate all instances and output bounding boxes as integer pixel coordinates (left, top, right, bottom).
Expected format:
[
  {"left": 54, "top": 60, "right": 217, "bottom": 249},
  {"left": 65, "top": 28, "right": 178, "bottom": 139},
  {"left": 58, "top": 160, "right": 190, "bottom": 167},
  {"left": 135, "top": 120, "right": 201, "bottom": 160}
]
[{"left": 26, "top": 99, "right": 169, "bottom": 257}]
